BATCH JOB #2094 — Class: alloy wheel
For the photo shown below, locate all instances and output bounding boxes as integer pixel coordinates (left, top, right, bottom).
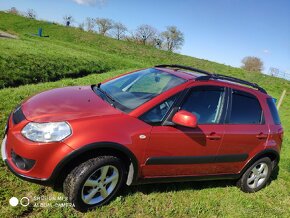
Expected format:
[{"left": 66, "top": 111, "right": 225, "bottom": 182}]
[
  {"left": 81, "top": 165, "right": 119, "bottom": 205},
  {"left": 247, "top": 162, "right": 269, "bottom": 189}
]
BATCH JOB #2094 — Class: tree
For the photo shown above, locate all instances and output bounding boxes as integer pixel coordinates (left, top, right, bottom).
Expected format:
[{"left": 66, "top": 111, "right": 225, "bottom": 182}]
[
  {"left": 26, "top": 9, "right": 37, "bottom": 19},
  {"left": 153, "top": 34, "right": 163, "bottom": 49},
  {"left": 85, "top": 17, "right": 95, "bottom": 32},
  {"left": 95, "top": 18, "right": 113, "bottom": 35},
  {"left": 111, "top": 22, "right": 127, "bottom": 40},
  {"left": 135, "top": 24, "right": 157, "bottom": 45},
  {"left": 8, "top": 7, "right": 19, "bottom": 15},
  {"left": 161, "top": 26, "right": 184, "bottom": 51},
  {"left": 78, "top": 22, "right": 85, "bottom": 31},
  {"left": 269, "top": 67, "right": 280, "bottom": 76},
  {"left": 63, "top": 15, "right": 74, "bottom": 27},
  {"left": 241, "top": 56, "right": 264, "bottom": 72}
]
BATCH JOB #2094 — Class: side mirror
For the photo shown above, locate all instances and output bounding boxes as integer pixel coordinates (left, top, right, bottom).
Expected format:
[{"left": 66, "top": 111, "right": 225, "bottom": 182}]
[{"left": 172, "top": 110, "right": 197, "bottom": 128}]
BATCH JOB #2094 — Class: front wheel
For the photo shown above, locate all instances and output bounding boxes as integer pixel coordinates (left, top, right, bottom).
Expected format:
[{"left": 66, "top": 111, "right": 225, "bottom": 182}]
[
  {"left": 237, "top": 157, "right": 272, "bottom": 193},
  {"left": 63, "top": 156, "right": 126, "bottom": 212}
]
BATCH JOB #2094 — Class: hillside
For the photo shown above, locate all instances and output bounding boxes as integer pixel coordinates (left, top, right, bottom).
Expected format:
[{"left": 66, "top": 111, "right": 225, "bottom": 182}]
[
  {"left": 0, "top": 11, "right": 290, "bottom": 217},
  {"left": 0, "top": 11, "right": 223, "bottom": 88},
  {"left": 0, "top": 11, "right": 282, "bottom": 88}
]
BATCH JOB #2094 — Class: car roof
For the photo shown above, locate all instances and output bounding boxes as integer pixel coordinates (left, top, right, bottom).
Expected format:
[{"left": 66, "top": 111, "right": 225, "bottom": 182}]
[
  {"left": 155, "top": 67, "right": 201, "bottom": 80},
  {"left": 155, "top": 65, "right": 269, "bottom": 96}
]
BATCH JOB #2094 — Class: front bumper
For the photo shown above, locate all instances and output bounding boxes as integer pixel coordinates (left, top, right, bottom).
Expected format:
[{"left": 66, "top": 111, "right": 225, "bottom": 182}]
[{"left": 2, "top": 113, "right": 74, "bottom": 185}]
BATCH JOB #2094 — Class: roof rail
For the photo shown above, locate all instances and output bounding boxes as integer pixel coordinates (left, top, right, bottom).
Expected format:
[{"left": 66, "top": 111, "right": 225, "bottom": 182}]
[
  {"left": 155, "top": 64, "right": 267, "bottom": 94},
  {"left": 155, "top": 64, "right": 212, "bottom": 76},
  {"left": 196, "top": 74, "right": 267, "bottom": 94}
]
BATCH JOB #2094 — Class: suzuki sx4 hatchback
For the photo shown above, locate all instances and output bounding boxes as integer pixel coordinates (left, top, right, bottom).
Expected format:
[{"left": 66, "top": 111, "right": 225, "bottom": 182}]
[{"left": 2, "top": 65, "right": 283, "bottom": 211}]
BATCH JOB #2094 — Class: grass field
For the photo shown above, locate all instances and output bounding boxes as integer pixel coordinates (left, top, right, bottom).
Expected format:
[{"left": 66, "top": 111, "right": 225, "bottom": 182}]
[
  {"left": 0, "top": 11, "right": 290, "bottom": 218},
  {"left": 0, "top": 11, "right": 253, "bottom": 89}
]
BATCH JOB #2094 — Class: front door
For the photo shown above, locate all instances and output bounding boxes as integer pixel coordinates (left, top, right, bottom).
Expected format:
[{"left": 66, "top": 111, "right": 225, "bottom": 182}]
[{"left": 141, "top": 85, "right": 227, "bottom": 177}]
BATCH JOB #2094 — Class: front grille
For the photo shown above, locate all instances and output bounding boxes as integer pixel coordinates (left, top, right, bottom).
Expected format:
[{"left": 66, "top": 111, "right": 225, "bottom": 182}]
[{"left": 12, "top": 106, "right": 26, "bottom": 124}]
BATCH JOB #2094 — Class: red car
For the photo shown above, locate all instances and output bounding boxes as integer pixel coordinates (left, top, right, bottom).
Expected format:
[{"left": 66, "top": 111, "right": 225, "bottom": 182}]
[{"left": 2, "top": 65, "right": 283, "bottom": 211}]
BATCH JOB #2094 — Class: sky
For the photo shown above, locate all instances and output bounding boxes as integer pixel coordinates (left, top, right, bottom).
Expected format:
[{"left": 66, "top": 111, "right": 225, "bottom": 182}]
[{"left": 0, "top": 0, "right": 289, "bottom": 76}]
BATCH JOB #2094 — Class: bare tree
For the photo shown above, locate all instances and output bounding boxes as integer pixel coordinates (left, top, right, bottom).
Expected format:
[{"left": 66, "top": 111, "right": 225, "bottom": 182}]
[
  {"left": 111, "top": 22, "right": 127, "bottom": 40},
  {"left": 241, "top": 56, "right": 264, "bottom": 72},
  {"left": 269, "top": 67, "right": 280, "bottom": 76},
  {"left": 78, "top": 22, "right": 85, "bottom": 31},
  {"left": 85, "top": 17, "right": 95, "bottom": 32},
  {"left": 95, "top": 18, "right": 113, "bottom": 35},
  {"left": 134, "top": 24, "right": 157, "bottom": 45},
  {"left": 63, "top": 15, "right": 74, "bottom": 27},
  {"left": 8, "top": 7, "right": 19, "bottom": 15},
  {"left": 161, "top": 26, "right": 184, "bottom": 51},
  {"left": 26, "top": 9, "right": 37, "bottom": 19},
  {"left": 153, "top": 34, "right": 163, "bottom": 49}
]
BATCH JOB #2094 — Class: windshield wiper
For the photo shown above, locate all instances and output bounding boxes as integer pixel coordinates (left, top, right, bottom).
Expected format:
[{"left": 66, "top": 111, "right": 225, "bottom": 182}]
[{"left": 93, "top": 83, "right": 116, "bottom": 107}]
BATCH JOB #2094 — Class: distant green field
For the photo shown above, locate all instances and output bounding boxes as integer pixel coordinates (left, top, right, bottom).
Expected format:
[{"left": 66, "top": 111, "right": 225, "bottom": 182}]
[{"left": 0, "top": 11, "right": 290, "bottom": 218}]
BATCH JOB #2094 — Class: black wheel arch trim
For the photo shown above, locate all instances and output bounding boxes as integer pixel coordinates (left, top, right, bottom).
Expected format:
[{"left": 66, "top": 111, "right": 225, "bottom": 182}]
[
  {"left": 47, "top": 142, "right": 139, "bottom": 186},
  {"left": 239, "top": 148, "right": 280, "bottom": 176},
  {"left": 5, "top": 142, "right": 139, "bottom": 186}
]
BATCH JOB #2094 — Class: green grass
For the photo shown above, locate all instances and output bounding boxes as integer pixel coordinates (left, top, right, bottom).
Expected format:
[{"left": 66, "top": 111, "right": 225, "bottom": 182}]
[
  {"left": 0, "top": 71, "right": 289, "bottom": 218},
  {"left": 0, "top": 11, "right": 252, "bottom": 88},
  {"left": 0, "top": 11, "right": 290, "bottom": 218}
]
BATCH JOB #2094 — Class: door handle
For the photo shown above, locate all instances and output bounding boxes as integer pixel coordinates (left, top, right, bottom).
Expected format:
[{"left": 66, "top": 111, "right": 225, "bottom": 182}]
[
  {"left": 206, "top": 132, "right": 221, "bottom": 140},
  {"left": 256, "top": 132, "right": 267, "bottom": 139}
]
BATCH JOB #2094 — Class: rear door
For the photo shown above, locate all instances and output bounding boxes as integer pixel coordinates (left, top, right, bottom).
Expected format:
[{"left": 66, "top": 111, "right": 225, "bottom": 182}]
[{"left": 215, "top": 89, "right": 269, "bottom": 174}]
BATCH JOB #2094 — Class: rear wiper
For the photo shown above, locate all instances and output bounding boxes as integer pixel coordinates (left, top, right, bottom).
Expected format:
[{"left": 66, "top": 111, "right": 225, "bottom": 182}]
[{"left": 94, "top": 83, "right": 116, "bottom": 107}]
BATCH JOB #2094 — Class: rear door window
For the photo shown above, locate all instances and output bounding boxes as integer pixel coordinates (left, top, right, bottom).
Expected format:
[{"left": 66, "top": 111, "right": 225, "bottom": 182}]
[{"left": 229, "top": 90, "right": 263, "bottom": 124}]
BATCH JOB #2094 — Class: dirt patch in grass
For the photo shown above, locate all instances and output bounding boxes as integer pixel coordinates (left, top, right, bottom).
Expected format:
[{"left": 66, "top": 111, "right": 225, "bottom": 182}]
[{"left": 0, "top": 30, "right": 18, "bottom": 39}]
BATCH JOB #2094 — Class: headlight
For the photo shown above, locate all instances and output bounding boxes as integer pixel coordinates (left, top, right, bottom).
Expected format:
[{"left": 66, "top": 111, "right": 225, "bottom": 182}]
[{"left": 22, "top": 122, "right": 72, "bottom": 142}]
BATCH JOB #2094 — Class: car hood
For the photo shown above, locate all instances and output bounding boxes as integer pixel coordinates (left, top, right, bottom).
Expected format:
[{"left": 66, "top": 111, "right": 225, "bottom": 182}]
[{"left": 22, "top": 86, "right": 123, "bottom": 122}]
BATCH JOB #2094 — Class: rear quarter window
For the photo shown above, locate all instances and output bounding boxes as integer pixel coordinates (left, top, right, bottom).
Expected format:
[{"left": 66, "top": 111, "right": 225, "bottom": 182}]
[{"left": 267, "top": 98, "right": 281, "bottom": 125}]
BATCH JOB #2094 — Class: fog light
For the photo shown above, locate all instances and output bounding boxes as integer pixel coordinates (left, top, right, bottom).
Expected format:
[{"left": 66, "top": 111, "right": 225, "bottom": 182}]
[{"left": 11, "top": 150, "right": 35, "bottom": 171}]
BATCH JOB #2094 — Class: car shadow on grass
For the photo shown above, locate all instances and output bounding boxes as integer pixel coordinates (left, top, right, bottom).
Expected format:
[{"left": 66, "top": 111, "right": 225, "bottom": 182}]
[
  {"left": 120, "top": 167, "right": 280, "bottom": 196},
  {"left": 121, "top": 179, "right": 237, "bottom": 196}
]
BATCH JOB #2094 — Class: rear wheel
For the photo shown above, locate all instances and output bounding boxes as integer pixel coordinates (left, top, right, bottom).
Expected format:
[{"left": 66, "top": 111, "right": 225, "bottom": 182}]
[
  {"left": 63, "top": 156, "right": 126, "bottom": 212},
  {"left": 237, "top": 157, "right": 272, "bottom": 193}
]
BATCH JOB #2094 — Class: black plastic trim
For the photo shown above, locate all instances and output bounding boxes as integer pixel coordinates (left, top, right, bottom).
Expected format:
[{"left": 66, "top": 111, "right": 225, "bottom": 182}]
[
  {"left": 11, "top": 150, "right": 36, "bottom": 171},
  {"left": 155, "top": 64, "right": 212, "bottom": 76},
  {"left": 155, "top": 64, "right": 267, "bottom": 94},
  {"left": 12, "top": 106, "right": 26, "bottom": 124},
  {"left": 48, "top": 142, "right": 139, "bottom": 185},
  {"left": 196, "top": 74, "right": 267, "bottom": 94},
  {"left": 5, "top": 160, "right": 50, "bottom": 185},
  {"left": 4, "top": 113, "right": 11, "bottom": 136},
  {"left": 5, "top": 142, "right": 139, "bottom": 186},
  {"left": 138, "top": 91, "right": 183, "bottom": 126},
  {"left": 137, "top": 174, "right": 240, "bottom": 184},
  {"left": 146, "top": 153, "right": 248, "bottom": 165},
  {"left": 239, "top": 149, "right": 280, "bottom": 175}
]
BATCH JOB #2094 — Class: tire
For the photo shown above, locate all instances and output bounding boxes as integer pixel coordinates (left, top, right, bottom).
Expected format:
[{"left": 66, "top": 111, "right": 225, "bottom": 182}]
[
  {"left": 63, "top": 156, "right": 126, "bottom": 212},
  {"left": 237, "top": 157, "right": 272, "bottom": 193}
]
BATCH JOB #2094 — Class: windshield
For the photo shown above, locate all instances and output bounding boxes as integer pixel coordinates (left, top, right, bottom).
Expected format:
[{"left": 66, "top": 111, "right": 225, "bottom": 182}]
[{"left": 94, "top": 68, "right": 186, "bottom": 112}]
